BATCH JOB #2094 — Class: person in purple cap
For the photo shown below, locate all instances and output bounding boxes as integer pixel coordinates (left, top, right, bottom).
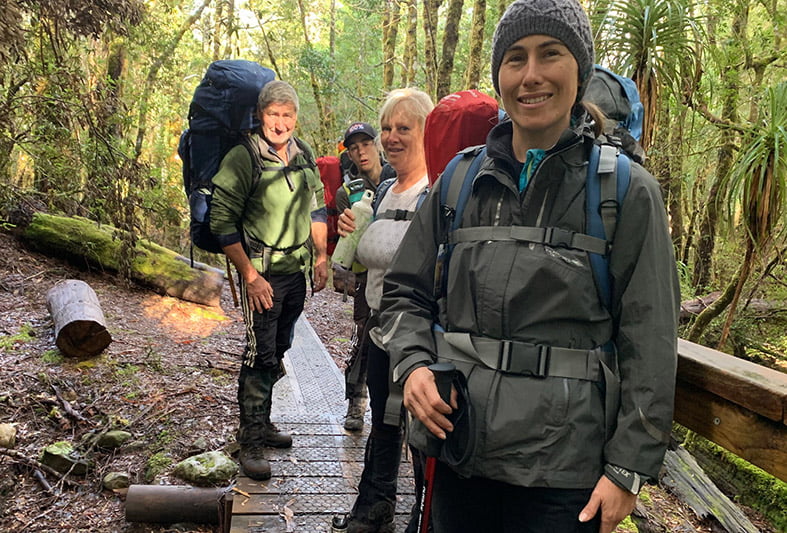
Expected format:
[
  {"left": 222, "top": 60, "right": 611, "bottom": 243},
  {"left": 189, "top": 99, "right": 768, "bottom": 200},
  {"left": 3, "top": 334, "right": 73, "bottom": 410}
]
[{"left": 335, "top": 122, "right": 396, "bottom": 432}]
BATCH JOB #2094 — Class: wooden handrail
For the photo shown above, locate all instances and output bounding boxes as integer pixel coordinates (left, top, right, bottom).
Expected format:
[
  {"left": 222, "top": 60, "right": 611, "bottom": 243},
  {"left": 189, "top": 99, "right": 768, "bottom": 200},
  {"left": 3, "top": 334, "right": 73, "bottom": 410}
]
[{"left": 674, "top": 338, "right": 787, "bottom": 482}]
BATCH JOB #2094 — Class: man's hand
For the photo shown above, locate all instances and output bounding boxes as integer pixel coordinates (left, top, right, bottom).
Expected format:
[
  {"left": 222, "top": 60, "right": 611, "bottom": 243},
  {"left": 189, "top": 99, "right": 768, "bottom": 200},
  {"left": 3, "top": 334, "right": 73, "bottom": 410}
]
[
  {"left": 402, "top": 366, "right": 457, "bottom": 440},
  {"left": 312, "top": 253, "right": 328, "bottom": 292},
  {"left": 579, "top": 475, "right": 637, "bottom": 533},
  {"left": 246, "top": 274, "right": 274, "bottom": 312},
  {"left": 337, "top": 208, "right": 356, "bottom": 237}
]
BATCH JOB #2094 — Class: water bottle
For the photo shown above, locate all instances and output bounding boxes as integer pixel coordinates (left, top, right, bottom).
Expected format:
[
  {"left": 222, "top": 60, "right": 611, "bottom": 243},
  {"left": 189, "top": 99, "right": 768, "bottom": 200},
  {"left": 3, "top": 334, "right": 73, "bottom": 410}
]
[
  {"left": 332, "top": 189, "right": 374, "bottom": 269},
  {"left": 330, "top": 513, "right": 348, "bottom": 532}
]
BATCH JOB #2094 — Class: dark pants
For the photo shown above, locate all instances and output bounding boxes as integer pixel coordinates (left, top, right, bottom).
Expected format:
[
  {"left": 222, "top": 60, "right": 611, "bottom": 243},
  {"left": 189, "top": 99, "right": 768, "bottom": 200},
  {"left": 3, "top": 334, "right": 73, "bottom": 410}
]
[
  {"left": 431, "top": 461, "right": 600, "bottom": 533},
  {"left": 237, "top": 271, "right": 305, "bottom": 441},
  {"left": 240, "top": 271, "right": 306, "bottom": 369},
  {"left": 345, "top": 272, "right": 370, "bottom": 400},
  {"left": 349, "top": 324, "right": 422, "bottom": 532}
]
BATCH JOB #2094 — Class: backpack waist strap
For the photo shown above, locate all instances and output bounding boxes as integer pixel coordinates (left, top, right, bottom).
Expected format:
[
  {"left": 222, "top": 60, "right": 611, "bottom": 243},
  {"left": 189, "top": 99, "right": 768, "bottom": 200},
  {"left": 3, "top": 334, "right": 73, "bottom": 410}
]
[
  {"left": 437, "top": 330, "right": 612, "bottom": 382},
  {"left": 449, "top": 225, "right": 608, "bottom": 255}
]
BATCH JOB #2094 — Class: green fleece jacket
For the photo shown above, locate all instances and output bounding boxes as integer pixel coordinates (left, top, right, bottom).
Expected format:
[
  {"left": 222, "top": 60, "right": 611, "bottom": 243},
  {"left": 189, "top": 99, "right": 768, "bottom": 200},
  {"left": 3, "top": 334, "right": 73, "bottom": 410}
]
[{"left": 210, "top": 134, "right": 326, "bottom": 275}]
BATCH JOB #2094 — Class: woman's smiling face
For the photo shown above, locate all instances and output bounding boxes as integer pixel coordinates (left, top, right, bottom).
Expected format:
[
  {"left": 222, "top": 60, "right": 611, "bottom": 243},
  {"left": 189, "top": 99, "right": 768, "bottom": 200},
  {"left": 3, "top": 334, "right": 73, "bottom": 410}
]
[
  {"left": 498, "top": 34, "right": 579, "bottom": 150},
  {"left": 380, "top": 108, "right": 425, "bottom": 175}
]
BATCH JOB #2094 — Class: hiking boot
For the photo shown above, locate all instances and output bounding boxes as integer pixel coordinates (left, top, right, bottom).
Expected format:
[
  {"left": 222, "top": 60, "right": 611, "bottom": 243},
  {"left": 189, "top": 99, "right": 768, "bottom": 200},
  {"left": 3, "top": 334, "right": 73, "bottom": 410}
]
[
  {"left": 262, "top": 421, "right": 292, "bottom": 448},
  {"left": 344, "top": 397, "right": 367, "bottom": 432},
  {"left": 239, "top": 444, "right": 271, "bottom": 480},
  {"left": 347, "top": 501, "right": 395, "bottom": 533}
]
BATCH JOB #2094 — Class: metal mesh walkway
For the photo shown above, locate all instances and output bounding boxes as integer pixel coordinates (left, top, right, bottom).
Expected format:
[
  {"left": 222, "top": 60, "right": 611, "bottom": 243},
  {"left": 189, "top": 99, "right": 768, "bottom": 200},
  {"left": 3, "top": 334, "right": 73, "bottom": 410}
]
[{"left": 229, "top": 317, "right": 415, "bottom": 532}]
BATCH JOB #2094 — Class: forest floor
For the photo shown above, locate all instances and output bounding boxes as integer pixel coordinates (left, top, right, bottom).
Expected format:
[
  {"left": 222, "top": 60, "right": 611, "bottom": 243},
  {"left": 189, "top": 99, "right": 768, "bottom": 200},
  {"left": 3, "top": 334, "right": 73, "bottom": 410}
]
[{"left": 0, "top": 229, "right": 779, "bottom": 533}]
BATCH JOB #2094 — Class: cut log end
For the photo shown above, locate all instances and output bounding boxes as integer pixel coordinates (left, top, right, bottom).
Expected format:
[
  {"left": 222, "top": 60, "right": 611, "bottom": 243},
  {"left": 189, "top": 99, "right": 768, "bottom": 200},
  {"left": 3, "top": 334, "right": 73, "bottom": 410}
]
[{"left": 56, "top": 320, "right": 112, "bottom": 358}]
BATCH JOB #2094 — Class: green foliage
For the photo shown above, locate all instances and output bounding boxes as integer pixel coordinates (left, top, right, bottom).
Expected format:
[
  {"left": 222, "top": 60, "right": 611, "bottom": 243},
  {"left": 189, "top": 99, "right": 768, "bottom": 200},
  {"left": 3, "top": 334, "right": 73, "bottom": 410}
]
[
  {"left": 144, "top": 452, "right": 173, "bottom": 482},
  {"left": 720, "top": 82, "right": 787, "bottom": 245},
  {"left": 0, "top": 324, "right": 35, "bottom": 351}
]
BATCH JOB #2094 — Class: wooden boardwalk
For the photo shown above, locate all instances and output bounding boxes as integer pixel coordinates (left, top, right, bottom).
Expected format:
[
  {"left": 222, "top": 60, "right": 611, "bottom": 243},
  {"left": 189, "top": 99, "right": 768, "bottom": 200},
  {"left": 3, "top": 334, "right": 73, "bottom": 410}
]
[{"left": 229, "top": 317, "right": 416, "bottom": 532}]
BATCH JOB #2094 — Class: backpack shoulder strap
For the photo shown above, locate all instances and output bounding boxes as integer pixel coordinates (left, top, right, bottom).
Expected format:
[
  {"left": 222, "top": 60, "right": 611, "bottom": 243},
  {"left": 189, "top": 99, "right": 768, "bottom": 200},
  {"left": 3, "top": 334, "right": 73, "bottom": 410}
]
[
  {"left": 239, "top": 134, "right": 264, "bottom": 190},
  {"left": 373, "top": 178, "right": 396, "bottom": 214},
  {"left": 586, "top": 142, "right": 631, "bottom": 310},
  {"left": 440, "top": 145, "right": 487, "bottom": 231}
]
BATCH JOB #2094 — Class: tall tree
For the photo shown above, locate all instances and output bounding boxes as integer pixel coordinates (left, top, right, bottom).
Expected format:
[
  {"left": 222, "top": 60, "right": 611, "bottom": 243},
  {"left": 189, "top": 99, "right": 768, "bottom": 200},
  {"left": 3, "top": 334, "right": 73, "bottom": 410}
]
[
  {"left": 382, "top": 0, "right": 401, "bottom": 90},
  {"left": 463, "top": 0, "right": 488, "bottom": 90},
  {"left": 422, "top": 0, "right": 441, "bottom": 97},
  {"left": 689, "top": 82, "right": 787, "bottom": 344},
  {"left": 436, "top": 0, "right": 464, "bottom": 99},
  {"left": 400, "top": 0, "right": 418, "bottom": 87}
]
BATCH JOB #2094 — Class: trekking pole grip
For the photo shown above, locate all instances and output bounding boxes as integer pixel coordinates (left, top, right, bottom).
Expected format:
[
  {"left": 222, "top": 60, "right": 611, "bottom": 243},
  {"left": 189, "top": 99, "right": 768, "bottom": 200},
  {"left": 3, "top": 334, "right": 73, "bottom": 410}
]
[{"left": 424, "top": 362, "right": 456, "bottom": 457}]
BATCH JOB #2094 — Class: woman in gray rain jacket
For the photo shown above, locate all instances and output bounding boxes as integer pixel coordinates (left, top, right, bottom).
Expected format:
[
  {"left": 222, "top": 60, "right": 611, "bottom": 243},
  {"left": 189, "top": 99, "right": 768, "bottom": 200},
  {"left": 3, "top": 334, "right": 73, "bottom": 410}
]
[{"left": 379, "top": 0, "right": 680, "bottom": 531}]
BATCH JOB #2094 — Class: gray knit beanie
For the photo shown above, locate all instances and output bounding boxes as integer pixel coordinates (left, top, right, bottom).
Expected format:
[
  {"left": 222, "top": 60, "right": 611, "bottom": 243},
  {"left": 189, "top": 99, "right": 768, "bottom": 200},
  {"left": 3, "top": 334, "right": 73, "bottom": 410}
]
[{"left": 491, "top": 0, "right": 594, "bottom": 99}]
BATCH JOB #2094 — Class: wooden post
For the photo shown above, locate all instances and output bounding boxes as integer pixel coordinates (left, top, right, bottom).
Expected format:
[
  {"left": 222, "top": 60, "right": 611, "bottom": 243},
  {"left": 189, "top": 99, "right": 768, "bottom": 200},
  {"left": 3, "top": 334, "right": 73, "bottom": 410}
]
[
  {"left": 46, "top": 280, "right": 112, "bottom": 358},
  {"left": 125, "top": 485, "right": 227, "bottom": 525}
]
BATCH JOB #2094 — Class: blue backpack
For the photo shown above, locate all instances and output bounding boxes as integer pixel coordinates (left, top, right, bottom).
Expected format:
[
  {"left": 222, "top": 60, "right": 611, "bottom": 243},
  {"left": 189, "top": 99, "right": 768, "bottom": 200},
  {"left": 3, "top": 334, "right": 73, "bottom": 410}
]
[
  {"left": 436, "top": 142, "right": 630, "bottom": 312},
  {"left": 178, "top": 60, "right": 276, "bottom": 254},
  {"left": 586, "top": 65, "right": 644, "bottom": 142}
]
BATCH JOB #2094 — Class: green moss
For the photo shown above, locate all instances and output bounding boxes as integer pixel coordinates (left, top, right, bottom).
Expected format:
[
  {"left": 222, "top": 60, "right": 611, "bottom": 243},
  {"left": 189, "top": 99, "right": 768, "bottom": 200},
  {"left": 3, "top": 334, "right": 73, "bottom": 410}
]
[
  {"left": 683, "top": 434, "right": 787, "bottom": 530},
  {"left": 41, "top": 349, "right": 63, "bottom": 364},
  {"left": 144, "top": 452, "right": 172, "bottom": 482},
  {"left": 617, "top": 516, "right": 638, "bottom": 532},
  {"left": 0, "top": 323, "right": 35, "bottom": 351}
]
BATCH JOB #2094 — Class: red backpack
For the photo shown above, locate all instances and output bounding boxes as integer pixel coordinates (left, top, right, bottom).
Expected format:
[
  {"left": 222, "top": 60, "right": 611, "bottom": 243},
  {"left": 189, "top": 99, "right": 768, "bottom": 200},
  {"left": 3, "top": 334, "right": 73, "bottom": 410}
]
[
  {"left": 424, "top": 90, "right": 500, "bottom": 185},
  {"left": 317, "top": 155, "right": 344, "bottom": 256}
]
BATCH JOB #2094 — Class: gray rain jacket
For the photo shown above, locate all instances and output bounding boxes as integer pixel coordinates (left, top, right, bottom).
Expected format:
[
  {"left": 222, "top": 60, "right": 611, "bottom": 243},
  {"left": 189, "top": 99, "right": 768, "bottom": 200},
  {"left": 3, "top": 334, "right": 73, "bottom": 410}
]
[{"left": 380, "top": 115, "right": 679, "bottom": 489}]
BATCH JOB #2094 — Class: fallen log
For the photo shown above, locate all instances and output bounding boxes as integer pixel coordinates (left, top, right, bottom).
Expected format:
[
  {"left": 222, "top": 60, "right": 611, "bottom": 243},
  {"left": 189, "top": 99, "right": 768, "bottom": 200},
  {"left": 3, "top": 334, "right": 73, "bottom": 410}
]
[
  {"left": 21, "top": 212, "right": 224, "bottom": 307},
  {"left": 125, "top": 484, "right": 230, "bottom": 525},
  {"left": 661, "top": 445, "right": 760, "bottom": 533},
  {"left": 680, "top": 292, "right": 778, "bottom": 322},
  {"left": 46, "top": 280, "right": 112, "bottom": 358}
]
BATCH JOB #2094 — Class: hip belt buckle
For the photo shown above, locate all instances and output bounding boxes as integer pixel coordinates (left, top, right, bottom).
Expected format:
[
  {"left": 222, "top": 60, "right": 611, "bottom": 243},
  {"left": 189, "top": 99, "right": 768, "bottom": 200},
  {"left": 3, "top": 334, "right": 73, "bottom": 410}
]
[{"left": 498, "top": 341, "right": 550, "bottom": 378}]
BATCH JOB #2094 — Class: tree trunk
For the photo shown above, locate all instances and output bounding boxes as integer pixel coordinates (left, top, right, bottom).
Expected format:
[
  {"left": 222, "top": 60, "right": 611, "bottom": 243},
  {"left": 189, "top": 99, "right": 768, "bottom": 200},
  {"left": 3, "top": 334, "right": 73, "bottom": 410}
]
[
  {"left": 46, "top": 280, "right": 112, "bottom": 358},
  {"left": 134, "top": 0, "right": 211, "bottom": 160},
  {"left": 692, "top": 4, "right": 744, "bottom": 291},
  {"left": 296, "top": 0, "right": 333, "bottom": 155},
  {"left": 687, "top": 264, "right": 741, "bottom": 343},
  {"left": 21, "top": 212, "right": 225, "bottom": 307},
  {"left": 400, "top": 0, "right": 417, "bottom": 87},
  {"left": 382, "top": 0, "right": 400, "bottom": 91},
  {"left": 462, "top": 0, "right": 487, "bottom": 90},
  {"left": 422, "top": 0, "right": 441, "bottom": 98},
  {"left": 436, "top": 0, "right": 464, "bottom": 100}
]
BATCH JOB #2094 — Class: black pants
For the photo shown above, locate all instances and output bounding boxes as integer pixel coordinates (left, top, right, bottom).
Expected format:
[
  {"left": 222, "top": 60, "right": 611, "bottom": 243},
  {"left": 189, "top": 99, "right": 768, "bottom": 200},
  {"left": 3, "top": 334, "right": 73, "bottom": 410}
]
[
  {"left": 240, "top": 271, "right": 306, "bottom": 369},
  {"left": 431, "top": 461, "right": 600, "bottom": 533},
  {"left": 345, "top": 272, "right": 370, "bottom": 400},
  {"left": 350, "top": 325, "right": 422, "bottom": 531}
]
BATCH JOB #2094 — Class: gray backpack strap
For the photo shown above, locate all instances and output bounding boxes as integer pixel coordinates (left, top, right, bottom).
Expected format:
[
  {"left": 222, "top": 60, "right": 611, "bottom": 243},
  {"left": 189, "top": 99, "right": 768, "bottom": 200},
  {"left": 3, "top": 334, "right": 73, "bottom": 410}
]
[
  {"left": 598, "top": 144, "right": 619, "bottom": 245},
  {"left": 444, "top": 153, "right": 478, "bottom": 211},
  {"left": 450, "top": 225, "right": 608, "bottom": 255}
]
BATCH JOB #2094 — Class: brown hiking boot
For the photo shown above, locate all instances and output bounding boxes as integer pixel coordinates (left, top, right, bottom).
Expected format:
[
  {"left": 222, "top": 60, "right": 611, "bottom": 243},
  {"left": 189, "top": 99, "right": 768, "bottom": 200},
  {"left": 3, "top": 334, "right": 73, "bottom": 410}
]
[
  {"left": 344, "top": 397, "right": 367, "bottom": 432},
  {"left": 262, "top": 421, "right": 292, "bottom": 448},
  {"left": 239, "top": 444, "right": 271, "bottom": 480}
]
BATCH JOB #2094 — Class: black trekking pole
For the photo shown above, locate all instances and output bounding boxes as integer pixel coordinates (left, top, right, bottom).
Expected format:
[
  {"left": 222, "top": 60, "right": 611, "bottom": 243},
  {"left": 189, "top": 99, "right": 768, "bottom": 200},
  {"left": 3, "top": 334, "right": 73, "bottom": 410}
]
[{"left": 417, "top": 362, "right": 456, "bottom": 533}]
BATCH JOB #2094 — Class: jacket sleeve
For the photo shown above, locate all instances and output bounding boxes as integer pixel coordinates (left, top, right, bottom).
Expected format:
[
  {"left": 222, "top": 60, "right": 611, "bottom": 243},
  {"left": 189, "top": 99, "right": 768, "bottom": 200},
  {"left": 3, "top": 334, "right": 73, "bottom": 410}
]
[
  {"left": 210, "top": 145, "right": 255, "bottom": 247},
  {"left": 335, "top": 182, "right": 350, "bottom": 213},
  {"left": 605, "top": 164, "right": 680, "bottom": 481},
  {"left": 379, "top": 184, "right": 443, "bottom": 384}
]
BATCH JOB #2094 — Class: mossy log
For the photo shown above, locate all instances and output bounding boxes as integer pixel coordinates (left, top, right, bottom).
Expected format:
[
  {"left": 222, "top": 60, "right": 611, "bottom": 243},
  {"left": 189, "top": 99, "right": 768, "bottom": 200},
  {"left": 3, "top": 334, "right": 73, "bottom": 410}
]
[
  {"left": 22, "top": 213, "right": 224, "bottom": 307},
  {"left": 661, "top": 445, "right": 760, "bottom": 532},
  {"left": 46, "top": 279, "right": 112, "bottom": 357}
]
